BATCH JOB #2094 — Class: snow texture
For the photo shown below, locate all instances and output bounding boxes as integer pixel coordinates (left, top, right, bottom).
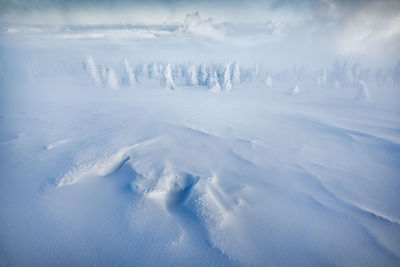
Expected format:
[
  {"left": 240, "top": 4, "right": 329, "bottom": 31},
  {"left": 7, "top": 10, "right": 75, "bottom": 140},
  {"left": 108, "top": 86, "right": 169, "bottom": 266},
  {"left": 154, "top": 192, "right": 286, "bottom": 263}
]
[{"left": 1, "top": 19, "right": 400, "bottom": 267}]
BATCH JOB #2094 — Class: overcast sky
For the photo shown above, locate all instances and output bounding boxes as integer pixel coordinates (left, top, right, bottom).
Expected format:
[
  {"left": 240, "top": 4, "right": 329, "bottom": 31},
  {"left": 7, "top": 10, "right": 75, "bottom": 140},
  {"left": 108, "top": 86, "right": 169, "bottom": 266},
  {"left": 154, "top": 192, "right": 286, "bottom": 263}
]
[
  {"left": 0, "top": 0, "right": 397, "bottom": 24},
  {"left": 1, "top": 0, "right": 399, "bottom": 67}
]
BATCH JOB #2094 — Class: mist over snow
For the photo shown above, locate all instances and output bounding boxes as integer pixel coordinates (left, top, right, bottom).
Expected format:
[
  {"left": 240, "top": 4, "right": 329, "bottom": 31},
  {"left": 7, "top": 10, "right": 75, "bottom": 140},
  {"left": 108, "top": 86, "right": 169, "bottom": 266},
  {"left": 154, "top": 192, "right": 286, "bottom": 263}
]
[{"left": 1, "top": 0, "right": 400, "bottom": 266}]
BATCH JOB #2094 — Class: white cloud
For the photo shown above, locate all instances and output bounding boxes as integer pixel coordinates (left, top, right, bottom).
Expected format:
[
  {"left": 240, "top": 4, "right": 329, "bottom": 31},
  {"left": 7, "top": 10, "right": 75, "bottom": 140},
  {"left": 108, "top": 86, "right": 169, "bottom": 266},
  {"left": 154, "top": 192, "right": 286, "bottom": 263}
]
[{"left": 179, "top": 12, "right": 225, "bottom": 40}]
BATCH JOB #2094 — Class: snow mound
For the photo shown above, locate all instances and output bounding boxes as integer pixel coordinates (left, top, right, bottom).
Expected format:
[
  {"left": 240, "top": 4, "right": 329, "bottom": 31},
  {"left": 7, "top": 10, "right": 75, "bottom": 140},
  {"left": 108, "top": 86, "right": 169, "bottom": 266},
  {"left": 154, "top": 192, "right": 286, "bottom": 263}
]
[
  {"left": 55, "top": 152, "right": 130, "bottom": 187},
  {"left": 148, "top": 168, "right": 200, "bottom": 208}
]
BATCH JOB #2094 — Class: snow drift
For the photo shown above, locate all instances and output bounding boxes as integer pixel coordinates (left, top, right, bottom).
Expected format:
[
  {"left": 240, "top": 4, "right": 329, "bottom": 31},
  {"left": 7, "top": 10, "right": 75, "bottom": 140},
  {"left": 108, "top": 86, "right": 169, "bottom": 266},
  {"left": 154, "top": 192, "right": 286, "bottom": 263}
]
[{"left": 1, "top": 21, "right": 400, "bottom": 267}]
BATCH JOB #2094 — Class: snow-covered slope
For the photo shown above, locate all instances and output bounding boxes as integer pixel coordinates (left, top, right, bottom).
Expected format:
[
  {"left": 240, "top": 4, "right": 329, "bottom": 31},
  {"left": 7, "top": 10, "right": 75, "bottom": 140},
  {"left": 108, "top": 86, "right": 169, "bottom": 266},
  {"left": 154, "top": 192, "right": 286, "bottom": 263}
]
[{"left": 0, "top": 28, "right": 400, "bottom": 266}]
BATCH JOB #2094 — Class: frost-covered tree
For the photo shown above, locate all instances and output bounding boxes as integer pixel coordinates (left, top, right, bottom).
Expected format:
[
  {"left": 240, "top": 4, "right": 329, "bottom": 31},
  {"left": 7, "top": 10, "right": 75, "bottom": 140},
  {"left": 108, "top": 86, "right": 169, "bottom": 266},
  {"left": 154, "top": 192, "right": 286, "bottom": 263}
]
[
  {"left": 316, "top": 69, "right": 327, "bottom": 88},
  {"left": 186, "top": 65, "right": 198, "bottom": 85},
  {"left": 161, "top": 64, "right": 177, "bottom": 90},
  {"left": 274, "top": 71, "right": 283, "bottom": 82},
  {"left": 359, "top": 68, "right": 371, "bottom": 85},
  {"left": 106, "top": 67, "right": 119, "bottom": 89},
  {"left": 342, "top": 61, "right": 353, "bottom": 85},
  {"left": 158, "top": 63, "right": 165, "bottom": 79},
  {"left": 383, "top": 70, "right": 394, "bottom": 86},
  {"left": 352, "top": 63, "right": 361, "bottom": 81},
  {"left": 99, "top": 64, "right": 118, "bottom": 89},
  {"left": 221, "top": 63, "right": 232, "bottom": 91},
  {"left": 356, "top": 80, "right": 369, "bottom": 101},
  {"left": 122, "top": 58, "right": 138, "bottom": 87},
  {"left": 331, "top": 59, "right": 355, "bottom": 86},
  {"left": 316, "top": 76, "right": 322, "bottom": 87},
  {"left": 232, "top": 62, "right": 240, "bottom": 86},
  {"left": 208, "top": 71, "right": 221, "bottom": 92},
  {"left": 175, "top": 65, "right": 183, "bottom": 80},
  {"left": 140, "top": 62, "right": 148, "bottom": 78},
  {"left": 295, "top": 66, "right": 306, "bottom": 82},
  {"left": 99, "top": 64, "right": 108, "bottom": 85},
  {"left": 265, "top": 75, "right": 272, "bottom": 88},
  {"left": 334, "top": 80, "right": 340, "bottom": 89},
  {"left": 149, "top": 62, "right": 160, "bottom": 79},
  {"left": 247, "top": 63, "right": 259, "bottom": 82},
  {"left": 84, "top": 56, "right": 101, "bottom": 86},
  {"left": 198, "top": 64, "right": 208, "bottom": 86},
  {"left": 291, "top": 85, "right": 300, "bottom": 95},
  {"left": 332, "top": 59, "right": 342, "bottom": 83}
]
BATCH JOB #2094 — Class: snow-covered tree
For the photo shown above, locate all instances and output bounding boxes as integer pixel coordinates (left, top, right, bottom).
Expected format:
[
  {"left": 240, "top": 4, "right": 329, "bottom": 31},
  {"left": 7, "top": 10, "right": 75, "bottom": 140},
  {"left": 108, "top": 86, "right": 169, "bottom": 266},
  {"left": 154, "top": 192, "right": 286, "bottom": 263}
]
[
  {"left": 359, "top": 68, "right": 370, "bottom": 85},
  {"left": 332, "top": 59, "right": 342, "bottom": 83},
  {"left": 198, "top": 64, "right": 208, "bottom": 86},
  {"left": 342, "top": 61, "right": 353, "bottom": 85},
  {"left": 84, "top": 56, "right": 101, "bottom": 86},
  {"left": 274, "top": 71, "right": 283, "bottom": 82},
  {"left": 106, "top": 67, "right": 119, "bottom": 89},
  {"left": 161, "top": 64, "right": 177, "bottom": 90},
  {"left": 140, "top": 62, "right": 148, "bottom": 78},
  {"left": 186, "top": 65, "right": 198, "bottom": 85},
  {"left": 149, "top": 62, "right": 160, "bottom": 79},
  {"left": 352, "top": 63, "right": 361, "bottom": 81},
  {"left": 334, "top": 80, "right": 340, "bottom": 89},
  {"left": 158, "top": 63, "right": 165, "bottom": 79},
  {"left": 247, "top": 63, "right": 259, "bottom": 82},
  {"left": 265, "top": 75, "right": 272, "bottom": 88},
  {"left": 122, "top": 58, "right": 137, "bottom": 87},
  {"left": 291, "top": 85, "right": 300, "bottom": 95},
  {"left": 175, "top": 65, "right": 183, "bottom": 80},
  {"left": 160, "top": 63, "right": 165, "bottom": 73},
  {"left": 316, "top": 69, "right": 327, "bottom": 88},
  {"left": 295, "top": 66, "right": 306, "bottom": 82},
  {"left": 356, "top": 80, "right": 369, "bottom": 101},
  {"left": 98, "top": 64, "right": 118, "bottom": 89},
  {"left": 232, "top": 62, "right": 240, "bottom": 86},
  {"left": 208, "top": 71, "right": 221, "bottom": 92},
  {"left": 383, "top": 70, "right": 394, "bottom": 86},
  {"left": 316, "top": 76, "right": 322, "bottom": 87},
  {"left": 221, "top": 63, "right": 232, "bottom": 91},
  {"left": 99, "top": 64, "right": 108, "bottom": 84}
]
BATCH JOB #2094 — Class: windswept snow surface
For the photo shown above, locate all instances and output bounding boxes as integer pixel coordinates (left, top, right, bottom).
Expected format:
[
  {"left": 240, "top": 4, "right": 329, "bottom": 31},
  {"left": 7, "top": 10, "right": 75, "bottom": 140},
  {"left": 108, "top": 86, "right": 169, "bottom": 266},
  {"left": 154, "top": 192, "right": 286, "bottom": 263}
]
[{"left": 1, "top": 31, "right": 400, "bottom": 267}]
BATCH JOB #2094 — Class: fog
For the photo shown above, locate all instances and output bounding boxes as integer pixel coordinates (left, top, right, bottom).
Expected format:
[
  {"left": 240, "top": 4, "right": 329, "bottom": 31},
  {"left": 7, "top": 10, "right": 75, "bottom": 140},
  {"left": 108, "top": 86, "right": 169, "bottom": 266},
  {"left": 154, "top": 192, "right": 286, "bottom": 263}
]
[{"left": 1, "top": 0, "right": 399, "bottom": 67}]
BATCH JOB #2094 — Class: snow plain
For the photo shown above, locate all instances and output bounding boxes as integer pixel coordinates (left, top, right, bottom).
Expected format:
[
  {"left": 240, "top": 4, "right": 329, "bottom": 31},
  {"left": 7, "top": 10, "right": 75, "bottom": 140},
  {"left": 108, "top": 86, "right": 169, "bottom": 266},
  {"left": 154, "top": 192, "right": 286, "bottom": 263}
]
[{"left": 1, "top": 24, "right": 400, "bottom": 267}]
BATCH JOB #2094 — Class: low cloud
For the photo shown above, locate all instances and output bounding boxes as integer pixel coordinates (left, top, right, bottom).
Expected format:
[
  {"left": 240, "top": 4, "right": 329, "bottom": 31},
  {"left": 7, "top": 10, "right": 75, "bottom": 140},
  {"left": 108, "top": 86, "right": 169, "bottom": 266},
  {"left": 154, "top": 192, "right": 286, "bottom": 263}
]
[{"left": 179, "top": 12, "right": 225, "bottom": 41}]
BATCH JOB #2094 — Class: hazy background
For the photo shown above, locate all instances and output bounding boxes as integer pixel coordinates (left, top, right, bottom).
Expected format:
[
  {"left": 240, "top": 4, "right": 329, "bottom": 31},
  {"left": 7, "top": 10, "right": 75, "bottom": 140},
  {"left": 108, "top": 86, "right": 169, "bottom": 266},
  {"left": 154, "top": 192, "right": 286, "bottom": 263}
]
[{"left": 1, "top": 0, "right": 399, "bottom": 68}]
